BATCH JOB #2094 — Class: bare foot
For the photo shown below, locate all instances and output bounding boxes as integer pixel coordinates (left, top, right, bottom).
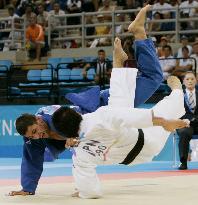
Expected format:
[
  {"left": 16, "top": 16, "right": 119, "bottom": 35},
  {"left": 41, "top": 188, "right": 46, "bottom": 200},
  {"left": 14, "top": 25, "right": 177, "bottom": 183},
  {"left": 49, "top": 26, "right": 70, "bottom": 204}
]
[
  {"left": 113, "top": 37, "right": 128, "bottom": 68},
  {"left": 167, "top": 76, "right": 182, "bottom": 90},
  {"left": 128, "top": 4, "right": 151, "bottom": 40}
]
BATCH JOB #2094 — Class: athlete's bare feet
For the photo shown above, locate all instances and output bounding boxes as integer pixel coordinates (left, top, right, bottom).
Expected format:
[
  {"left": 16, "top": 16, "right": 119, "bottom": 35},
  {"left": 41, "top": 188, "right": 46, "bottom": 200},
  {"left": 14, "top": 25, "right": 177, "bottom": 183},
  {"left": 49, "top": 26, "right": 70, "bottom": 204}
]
[
  {"left": 167, "top": 76, "right": 182, "bottom": 90},
  {"left": 128, "top": 4, "right": 151, "bottom": 40},
  {"left": 113, "top": 37, "right": 128, "bottom": 68}
]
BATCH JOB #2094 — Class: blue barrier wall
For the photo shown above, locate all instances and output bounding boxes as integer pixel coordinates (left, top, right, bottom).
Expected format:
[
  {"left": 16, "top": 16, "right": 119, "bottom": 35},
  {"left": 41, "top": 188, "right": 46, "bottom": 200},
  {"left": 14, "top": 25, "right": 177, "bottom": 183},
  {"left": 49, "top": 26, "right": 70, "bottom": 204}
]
[{"left": 0, "top": 105, "right": 177, "bottom": 160}]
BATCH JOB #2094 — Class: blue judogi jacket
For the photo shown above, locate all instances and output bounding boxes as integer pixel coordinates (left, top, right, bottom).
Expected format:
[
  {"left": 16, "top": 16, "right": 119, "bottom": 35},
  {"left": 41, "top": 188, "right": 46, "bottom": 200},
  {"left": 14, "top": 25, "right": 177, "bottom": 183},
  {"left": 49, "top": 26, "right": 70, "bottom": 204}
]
[{"left": 21, "top": 39, "right": 163, "bottom": 193}]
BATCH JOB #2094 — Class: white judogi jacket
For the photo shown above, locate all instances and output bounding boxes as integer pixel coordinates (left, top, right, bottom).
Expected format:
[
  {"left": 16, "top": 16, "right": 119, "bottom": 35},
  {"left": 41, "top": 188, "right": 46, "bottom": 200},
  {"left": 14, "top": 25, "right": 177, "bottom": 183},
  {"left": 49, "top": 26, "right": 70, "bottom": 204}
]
[{"left": 72, "top": 68, "right": 185, "bottom": 199}]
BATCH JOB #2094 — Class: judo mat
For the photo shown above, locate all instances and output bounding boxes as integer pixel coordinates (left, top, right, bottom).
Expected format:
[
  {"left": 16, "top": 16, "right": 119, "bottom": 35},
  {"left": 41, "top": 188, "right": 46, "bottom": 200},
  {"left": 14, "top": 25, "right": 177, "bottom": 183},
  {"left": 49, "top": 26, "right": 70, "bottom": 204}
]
[{"left": 1, "top": 158, "right": 198, "bottom": 205}]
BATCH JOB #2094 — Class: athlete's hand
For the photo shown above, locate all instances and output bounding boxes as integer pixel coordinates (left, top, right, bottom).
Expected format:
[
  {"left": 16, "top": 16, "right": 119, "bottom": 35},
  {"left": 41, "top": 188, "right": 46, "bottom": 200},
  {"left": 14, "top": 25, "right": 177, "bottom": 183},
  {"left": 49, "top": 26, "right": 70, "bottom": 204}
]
[
  {"left": 162, "top": 119, "right": 189, "bottom": 132},
  {"left": 8, "top": 190, "right": 34, "bottom": 196},
  {"left": 65, "top": 138, "right": 80, "bottom": 148}
]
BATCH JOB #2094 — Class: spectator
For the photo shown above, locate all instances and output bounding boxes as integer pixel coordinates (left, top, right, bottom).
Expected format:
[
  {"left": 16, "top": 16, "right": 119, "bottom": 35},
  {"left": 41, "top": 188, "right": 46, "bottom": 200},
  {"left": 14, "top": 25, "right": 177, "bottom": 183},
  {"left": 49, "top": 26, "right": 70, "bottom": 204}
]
[
  {"left": 22, "top": 3, "right": 37, "bottom": 27},
  {"left": 177, "top": 35, "right": 192, "bottom": 58},
  {"left": 148, "top": 11, "right": 162, "bottom": 42},
  {"left": 6, "top": 0, "right": 19, "bottom": 12},
  {"left": 3, "top": 6, "right": 22, "bottom": 51},
  {"left": 82, "top": 0, "right": 95, "bottom": 12},
  {"left": 113, "top": 13, "right": 128, "bottom": 35},
  {"left": 122, "top": 37, "right": 136, "bottom": 68},
  {"left": 179, "top": 0, "right": 198, "bottom": 18},
  {"left": 152, "top": 0, "right": 173, "bottom": 16},
  {"left": 161, "top": 11, "right": 175, "bottom": 31},
  {"left": 7, "top": 5, "right": 19, "bottom": 28},
  {"left": 157, "top": 36, "right": 169, "bottom": 57},
  {"left": 123, "top": 0, "right": 142, "bottom": 21},
  {"left": 190, "top": 41, "right": 198, "bottom": 76},
  {"left": 85, "top": 15, "right": 95, "bottom": 36},
  {"left": 90, "top": 14, "right": 111, "bottom": 47},
  {"left": 173, "top": 46, "right": 193, "bottom": 78},
  {"left": 26, "top": 16, "right": 45, "bottom": 61},
  {"left": 49, "top": 2, "right": 65, "bottom": 28},
  {"left": 177, "top": 71, "right": 198, "bottom": 170},
  {"left": 169, "top": 0, "right": 180, "bottom": 18},
  {"left": 82, "top": 49, "right": 112, "bottom": 85},
  {"left": 159, "top": 45, "right": 176, "bottom": 80},
  {"left": 36, "top": 3, "right": 49, "bottom": 29},
  {"left": 98, "top": 0, "right": 115, "bottom": 22},
  {"left": 49, "top": 2, "right": 65, "bottom": 47},
  {"left": 179, "top": 0, "right": 198, "bottom": 30},
  {"left": 66, "top": 0, "right": 82, "bottom": 25}
]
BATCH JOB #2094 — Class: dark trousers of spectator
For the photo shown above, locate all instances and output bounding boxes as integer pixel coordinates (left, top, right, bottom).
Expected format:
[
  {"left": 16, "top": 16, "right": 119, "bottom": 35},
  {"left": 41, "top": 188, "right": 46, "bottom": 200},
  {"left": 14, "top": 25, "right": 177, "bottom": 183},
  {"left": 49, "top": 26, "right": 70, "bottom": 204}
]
[{"left": 178, "top": 126, "right": 198, "bottom": 164}]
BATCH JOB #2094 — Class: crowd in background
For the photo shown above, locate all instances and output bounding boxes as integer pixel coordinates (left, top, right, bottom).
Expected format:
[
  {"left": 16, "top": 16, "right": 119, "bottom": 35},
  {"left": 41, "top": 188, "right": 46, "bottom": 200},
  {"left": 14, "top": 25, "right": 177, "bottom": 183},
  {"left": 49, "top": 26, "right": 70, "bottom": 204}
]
[{"left": 0, "top": 0, "right": 198, "bottom": 78}]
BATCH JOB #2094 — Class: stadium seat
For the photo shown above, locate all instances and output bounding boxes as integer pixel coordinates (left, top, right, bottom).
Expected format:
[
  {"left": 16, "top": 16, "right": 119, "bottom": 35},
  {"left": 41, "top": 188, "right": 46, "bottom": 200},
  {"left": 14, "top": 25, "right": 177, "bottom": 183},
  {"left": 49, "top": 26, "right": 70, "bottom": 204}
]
[
  {"left": 27, "top": 70, "right": 41, "bottom": 81},
  {"left": 41, "top": 69, "right": 54, "bottom": 81},
  {"left": 48, "top": 58, "right": 61, "bottom": 70},
  {"left": 0, "top": 60, "right": 13, "bottom": 76},
  {"left": 59, "top": 57, "right": 74, "bottom": 69},
  {"left": 58, "top": 68, "right": 71, "bottom": 81},
  {"left": 87, "top": 68, "right": 96, "bottom": 80},
  {"left": 70, "top": 68, "right": 83, "bottom": 81}
]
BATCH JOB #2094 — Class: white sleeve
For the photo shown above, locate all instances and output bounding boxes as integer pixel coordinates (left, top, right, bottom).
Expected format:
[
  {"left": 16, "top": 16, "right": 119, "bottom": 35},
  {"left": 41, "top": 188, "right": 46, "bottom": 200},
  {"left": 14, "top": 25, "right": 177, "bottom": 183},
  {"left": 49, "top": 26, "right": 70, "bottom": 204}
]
[
  {"left": 108, "top": 68, "right": 137, "bottom": 108},
  {"left": 72, "top": 156, "right": 102, "bottom": 199},
  {"left": 106, "top": 107, "right": 153, "bottom": 129}
]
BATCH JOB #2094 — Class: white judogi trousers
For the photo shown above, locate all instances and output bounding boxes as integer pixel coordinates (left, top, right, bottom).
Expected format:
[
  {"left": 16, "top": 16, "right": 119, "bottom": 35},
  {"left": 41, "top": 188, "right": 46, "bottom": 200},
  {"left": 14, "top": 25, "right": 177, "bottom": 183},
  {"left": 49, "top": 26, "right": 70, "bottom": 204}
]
[{"left": 72, "top": 68, "right": 185, "bottom": 199}]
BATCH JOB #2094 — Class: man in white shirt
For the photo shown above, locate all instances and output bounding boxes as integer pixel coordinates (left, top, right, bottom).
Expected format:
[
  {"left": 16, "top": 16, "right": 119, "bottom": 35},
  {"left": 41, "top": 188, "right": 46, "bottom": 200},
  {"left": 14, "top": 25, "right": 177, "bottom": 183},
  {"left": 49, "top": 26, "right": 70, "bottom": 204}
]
[
  {"left": 177, "top": 35, "right": 192, "bottom": 58},
  {"left": 152, "top": 0, "right": 172, "bottom": 16},
  {"left": 159, "top": 45, "right": 176, "bottom": 80},
  {"left": 52, "top": 5, "right": 188, "bottom": 198},
  {"left": 179, "top": 0, "right": 198, "bottom": 17}
]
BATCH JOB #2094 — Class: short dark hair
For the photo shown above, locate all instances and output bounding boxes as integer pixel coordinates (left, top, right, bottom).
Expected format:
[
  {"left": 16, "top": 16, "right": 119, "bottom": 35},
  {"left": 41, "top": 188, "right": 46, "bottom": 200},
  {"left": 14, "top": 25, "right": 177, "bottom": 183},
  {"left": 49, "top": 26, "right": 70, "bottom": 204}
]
[
  {"left": 98, "top": 49, "right": 105, "bottom": 53},
  {"left": 15, "top": 114, "right": 37, "bottom": 136},
  {"left": 163, "top": 45, "right": 172, "bottom": 51},
  {"left": 182, "top": 46, "right": 189, "bottom": 53},
  {"left": 52, "top": 107, "right": 82, "bottom": 138}
]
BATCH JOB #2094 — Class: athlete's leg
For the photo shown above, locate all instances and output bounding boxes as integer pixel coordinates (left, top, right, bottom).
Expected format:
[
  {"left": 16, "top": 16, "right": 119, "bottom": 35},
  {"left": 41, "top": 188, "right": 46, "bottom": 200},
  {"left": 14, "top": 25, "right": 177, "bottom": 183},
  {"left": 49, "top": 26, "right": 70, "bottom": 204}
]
[
  {"left": 108, "top": 37, "right": 138, "bottom": 108},
  {"left": 101, "top": 4, "right": 163, "bottom": 107}
]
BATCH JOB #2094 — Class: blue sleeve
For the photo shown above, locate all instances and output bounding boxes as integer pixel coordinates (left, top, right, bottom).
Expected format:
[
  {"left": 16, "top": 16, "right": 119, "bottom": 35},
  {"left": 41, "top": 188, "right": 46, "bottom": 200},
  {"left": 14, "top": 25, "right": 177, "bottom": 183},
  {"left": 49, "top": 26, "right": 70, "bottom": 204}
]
[{"left": 21, "top": 138, "right": 46, "bottom": 193}]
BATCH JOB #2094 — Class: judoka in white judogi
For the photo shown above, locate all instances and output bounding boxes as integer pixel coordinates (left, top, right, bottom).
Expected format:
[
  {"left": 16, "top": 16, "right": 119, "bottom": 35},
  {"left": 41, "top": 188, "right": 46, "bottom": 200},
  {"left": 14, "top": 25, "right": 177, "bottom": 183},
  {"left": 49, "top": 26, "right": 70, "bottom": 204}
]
[{"left": 71, "top": 67, "right": 185, "bottom": 198}]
